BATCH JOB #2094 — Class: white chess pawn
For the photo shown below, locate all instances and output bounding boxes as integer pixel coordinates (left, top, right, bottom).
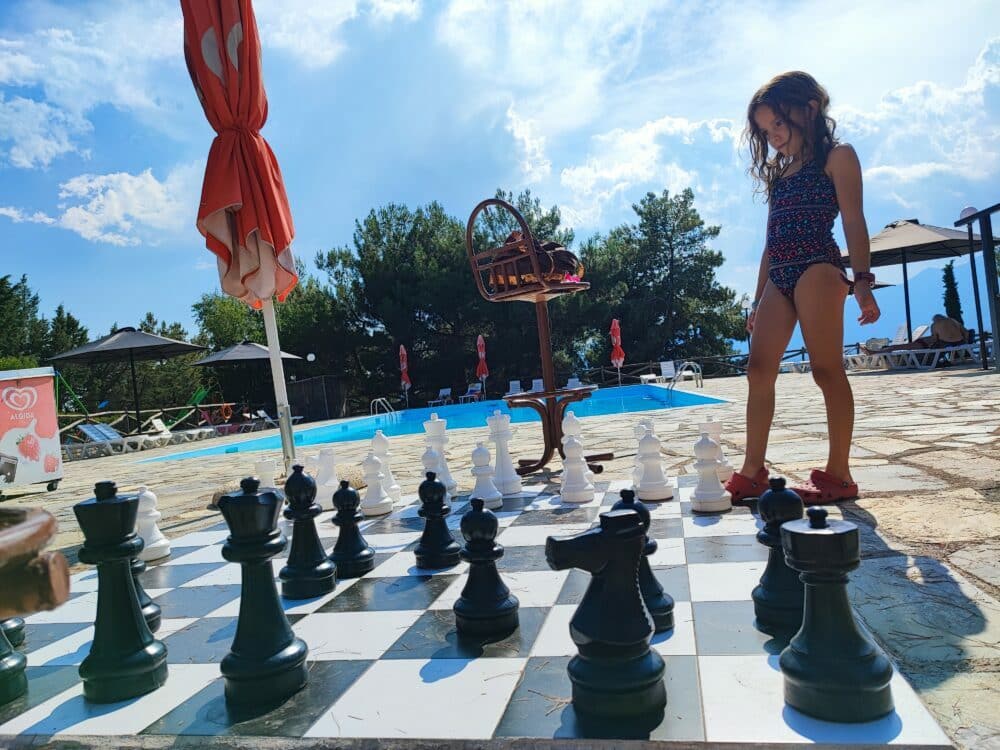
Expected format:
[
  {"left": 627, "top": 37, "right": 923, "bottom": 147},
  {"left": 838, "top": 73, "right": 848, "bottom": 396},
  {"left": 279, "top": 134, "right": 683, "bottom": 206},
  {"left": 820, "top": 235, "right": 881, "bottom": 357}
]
[
  {"left": 560, "top": 435, "right": 595, "bottom": 504},
  {"left": 314, "top": 447, "right": 340, "bottom": 489},
  {"left": 421, "top": 445, "right": 451, "bottom": 505},
  {"left": 360, "top": 451, "right": 394, "bottom": 516},
  {"left": 371, "top": 430, "right": 401, "bottom": 502},
  {"left": 136, "top": 485, "right": 170, "bottom": 561},
  {"left": 562, "top": 411, "right": 594, "bottom": 483},
  {"left": 635, "top": 431, "right": 673, "bottom": 502},
  {"left": 470, "top": 442, "right": 503, "bottom": 510},
  {"left": 254, "top": 458, "right": 277, "bottom": 489},
  {"left": 487, "top": 410, "right": 522, "bottom": 496},
  {"left": 423, "top": 413, "right": 458, "bottom": 492},
  {"left": 691, "top": 432, "right": 732, "bottom": 513},
  {"left": 699, "top": 417, "right": 734, "bottom": 482}
]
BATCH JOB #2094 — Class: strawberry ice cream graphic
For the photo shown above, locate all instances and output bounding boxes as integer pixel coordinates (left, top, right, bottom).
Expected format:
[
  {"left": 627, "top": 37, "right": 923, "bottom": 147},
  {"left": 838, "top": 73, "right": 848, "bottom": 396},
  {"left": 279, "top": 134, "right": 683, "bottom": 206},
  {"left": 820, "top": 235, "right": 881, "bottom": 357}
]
[
  {"left": 17, "top": 432, "right": 40, "bottom": 462},
  {"left": 44, "top": 454, "right": 59, "bottom": 473}
]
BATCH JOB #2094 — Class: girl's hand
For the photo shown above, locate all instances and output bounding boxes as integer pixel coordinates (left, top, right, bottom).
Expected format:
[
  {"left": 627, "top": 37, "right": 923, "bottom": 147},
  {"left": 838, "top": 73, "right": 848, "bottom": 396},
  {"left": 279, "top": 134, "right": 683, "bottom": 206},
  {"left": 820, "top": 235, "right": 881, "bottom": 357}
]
[
  {"left": 855, "top": 283, "right": 880, "bottom": 324},
  {"left": 746, "top": 309, "right": 757, "bottom": 333}
]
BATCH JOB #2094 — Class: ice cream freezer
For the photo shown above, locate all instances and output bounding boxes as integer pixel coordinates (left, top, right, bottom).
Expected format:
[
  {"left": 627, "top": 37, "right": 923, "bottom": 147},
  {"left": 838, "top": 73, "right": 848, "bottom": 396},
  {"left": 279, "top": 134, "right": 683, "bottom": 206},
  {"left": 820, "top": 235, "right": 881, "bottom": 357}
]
[{"left": 0, "top": 367, "right": 63, "bottom": 495}]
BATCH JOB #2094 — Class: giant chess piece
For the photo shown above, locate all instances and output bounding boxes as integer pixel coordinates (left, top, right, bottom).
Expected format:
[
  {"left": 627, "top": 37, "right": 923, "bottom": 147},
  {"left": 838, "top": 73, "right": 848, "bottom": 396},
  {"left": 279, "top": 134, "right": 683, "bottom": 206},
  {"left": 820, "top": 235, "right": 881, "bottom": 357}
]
[
  {"left": 0, "top": 620, "right": 26, "bottom": 705},
  {"left": 254, "top": 459, "right": 278, "bottom": 489},
  {"left": 423, "top": 413, "right": 458, "bottom": 492},
  {"left": 360, "top": 452, "right": 394, "bottom": 516},
  {"left": 136, "top": 485, "right": 170, "bottom": 562},
  {"left": 635, "top": 430, "right": 673, "bottom": 502},
  {"left": 1, "top": 618, "right": 24, "bottom": 648},
  {"left": 413, "top": 472, "right": 461, "bottom": 569},
  {"left": 752, "top": 478, "right": 805, "bottom": 636},
  {"left": 631, "top": 419, "right": 655, "bottom": 486},
  {"left": 699, "top": 418, "right": 734, "bottom": 482},
  {"left": 454, "top": 498, "right": 519, "bottom": 636},
  {"left": 562, "top": 412, "right": 594, "bottom": 483},
  {"left": 545, "top": 509, "right": 666, "bottom": 725},
  {"left": 560, "top": 435, "right": 595, "bottom": 504},
  {"left": 219, "top": 477, "right": 309, "bottom": 706},
  {"left": 314, "top": 448, "right": 340, "bottom": 493},
  {"left": 779, "top": 507, "right": 894, "bottom": 722},
  {"left": 690, "top": 433, "right": 732, "bottom": 513},
  {"left": 612, "top": 489, "right": 674, "bottom": 632},
  {"left": 470, "top": 442, "right": 503, "bottom": 510},
  {"left": 371, "top": 430, "right": 402, "bottom": 503},
  {"left": 279, "top": 465, "right": 337, "bottom": 599},
  {"left": 329, "top": 481, "right": 376, "bottom": 578},
  {"left": 421, "top": 446, "right": 451, "bottom": 506},
  {"left": 487, "top": 410, "right": 522, "bottom": 496},
  {"left": 131, "top": 555, "right": 162, "bottom": 634},
  {"left": 74, "top": 481, "right": 168, "bottom": 703}
]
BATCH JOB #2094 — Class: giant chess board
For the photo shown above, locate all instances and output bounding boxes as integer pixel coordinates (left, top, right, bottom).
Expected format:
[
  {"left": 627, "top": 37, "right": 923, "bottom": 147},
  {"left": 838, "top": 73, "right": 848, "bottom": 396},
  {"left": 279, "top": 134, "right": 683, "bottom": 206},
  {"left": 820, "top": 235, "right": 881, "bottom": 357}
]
[{"left": 0, "top": 478, "right": 953, "bottom": 747}]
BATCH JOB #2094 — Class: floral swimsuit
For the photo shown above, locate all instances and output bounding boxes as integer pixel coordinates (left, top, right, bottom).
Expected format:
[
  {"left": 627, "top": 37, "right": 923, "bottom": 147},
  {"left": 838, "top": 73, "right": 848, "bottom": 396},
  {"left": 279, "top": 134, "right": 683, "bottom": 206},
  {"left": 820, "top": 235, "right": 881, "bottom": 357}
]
[{"left": 766, "top": 158, "right": 848, "bottom": 298}]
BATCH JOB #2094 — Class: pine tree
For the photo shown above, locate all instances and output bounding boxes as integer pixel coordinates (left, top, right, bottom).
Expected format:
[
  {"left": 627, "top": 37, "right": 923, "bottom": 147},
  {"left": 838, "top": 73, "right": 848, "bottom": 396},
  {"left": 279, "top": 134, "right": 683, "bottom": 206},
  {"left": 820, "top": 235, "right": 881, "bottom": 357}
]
[{"left": 942, "top": 261, "right": 963, "bottom": 324}]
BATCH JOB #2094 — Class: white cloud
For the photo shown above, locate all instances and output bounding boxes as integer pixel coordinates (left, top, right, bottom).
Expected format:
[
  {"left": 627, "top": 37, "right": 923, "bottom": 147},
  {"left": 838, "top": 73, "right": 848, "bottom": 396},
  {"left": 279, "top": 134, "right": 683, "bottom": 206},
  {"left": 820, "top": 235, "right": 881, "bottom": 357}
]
[
  {"left": 0, "top": 94, "right": 89, "bottom": 168},
  {"left": 368, "top": 0, "right": 421, "bottom": 23},
  {"left": 0, "top": 206, "right": 55, "bottom": 224},
  {"left": 505, "top": 105, "right": 551, "bottom": 183}
]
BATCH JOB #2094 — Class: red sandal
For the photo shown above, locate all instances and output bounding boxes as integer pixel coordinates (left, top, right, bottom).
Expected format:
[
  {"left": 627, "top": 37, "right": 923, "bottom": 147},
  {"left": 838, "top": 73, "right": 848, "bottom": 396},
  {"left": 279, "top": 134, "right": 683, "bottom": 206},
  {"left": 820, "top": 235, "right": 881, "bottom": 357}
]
[
  {"left": 724, "top": 467, "right": 769, "bottom": 505},
  {"left": 792, "top": 469, "right": 859, "bottom": 505}
]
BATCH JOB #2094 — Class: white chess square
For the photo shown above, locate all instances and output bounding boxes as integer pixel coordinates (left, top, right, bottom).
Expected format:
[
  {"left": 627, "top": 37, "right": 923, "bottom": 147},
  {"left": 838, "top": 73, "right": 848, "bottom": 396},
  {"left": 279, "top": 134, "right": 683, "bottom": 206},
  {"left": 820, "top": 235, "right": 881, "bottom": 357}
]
[
  {"left": 681, "top": 513, "right": 762, "bottom": 538},
  {"left": 497, "top": 523, "right": 591, "bottom": 547},
  {"left": 25, "top": 618, "right": 196, "bottom": 667},
  {"left": 364, "top": 531, "right": 422, "bottom": 553},
  {"left": 24, "top": 593, "right": 97, "bottom": 624},
  {"left": 293, "top": 610, "right": 422, "bottom": 659},
  {"left": 647, "top": 537, "right": 686, "bottom": 566},
  {"left": 203, "top": 578, "right": 359, "bottom": 618},
  {"left": 181, "top": 559, "right": 284, "bottom": 587},
  {"left": 169, "top": 528, "right": 231, "bottom": 548},
  {"left": 687, "top": 561, "right": 767, "bottom": 601},
  {"left": 529, "top": 604, "right": 575, "bottom": 656},
  {"left": 430, "top": 570, "right": 569, "bottom": 610}
]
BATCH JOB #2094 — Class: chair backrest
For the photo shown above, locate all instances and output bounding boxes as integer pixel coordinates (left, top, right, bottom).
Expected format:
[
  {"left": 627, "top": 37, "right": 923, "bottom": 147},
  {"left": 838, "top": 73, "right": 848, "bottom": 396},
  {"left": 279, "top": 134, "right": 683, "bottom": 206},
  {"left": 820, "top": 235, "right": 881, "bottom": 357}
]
[
  {"left": 438, "top": 388, "right": 451, "bottom": 398},
  {"left": 912, "top": 324, "right": 930, "bottom": 341},
  {"left": 530, "top": 378, "right": 544, "bottom": 391},
  {"left": 507, "top": 380, "right": 521, "bottom": 393},
  {"left": 78, "top": 423, "right": 108, "bottom": 443},
  {"left": 256, "top": 409, "right": 273, "bottom": 419},
  {"left": 467, "top": 383, "right": 482, "bottom": 393},
  {"left": 566, "top": 377, "right": 582, "bottom": 388},
  {"left": 199, "top": 408, "right": 215, "bottom": 425},
  {"left": 149, "top": 417, "right": 170, "bottom": 434},
  {"left": 891, "top": 325, "right": 908, "bottom": 344},
  {"left": 660, "top": 361, "right": 676, "bottom": 378}
]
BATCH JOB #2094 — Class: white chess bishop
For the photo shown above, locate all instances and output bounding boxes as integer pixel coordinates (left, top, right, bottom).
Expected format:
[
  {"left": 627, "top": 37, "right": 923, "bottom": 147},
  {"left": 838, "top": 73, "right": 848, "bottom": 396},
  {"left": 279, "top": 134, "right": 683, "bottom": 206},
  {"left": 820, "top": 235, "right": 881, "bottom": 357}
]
[
  {"left": 691, "top": 432, "right": 732, "bottom": 513},
  {"left": 371, "top": 430, "right": 401, "bottom": 502},
  {"left": 487, "top": 410, "right": 522, "bottom": 496},
  {"left": 560, "top": 435, "right": 595, "bottom": 504},
  {"left": 314, "top": 447, "right": 340, "bottom": 490},
  {"left": 699, "top": 417, "right": 734, "bottom": 482},
  {"left": 136, "top": 485, "right": 170, "bottom": 561},
  {"left": 469, "top": 442, "right": 503, "bottom": 509},
  {"left": 635, "top": 430, "right": 673, "bottom": 502},
  {"left": 360, "top": 451, "right": 394, "bottom": 516},
  {"left": 423, "top": 413, "right": 458, "bottom": 492}
]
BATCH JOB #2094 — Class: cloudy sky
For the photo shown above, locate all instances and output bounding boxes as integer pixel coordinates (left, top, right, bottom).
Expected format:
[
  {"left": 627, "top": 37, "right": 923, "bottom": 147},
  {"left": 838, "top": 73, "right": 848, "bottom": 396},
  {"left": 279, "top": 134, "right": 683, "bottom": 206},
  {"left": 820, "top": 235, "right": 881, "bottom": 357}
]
[{"left": 1, "top": 0, "right": 998, "bottom": 342}]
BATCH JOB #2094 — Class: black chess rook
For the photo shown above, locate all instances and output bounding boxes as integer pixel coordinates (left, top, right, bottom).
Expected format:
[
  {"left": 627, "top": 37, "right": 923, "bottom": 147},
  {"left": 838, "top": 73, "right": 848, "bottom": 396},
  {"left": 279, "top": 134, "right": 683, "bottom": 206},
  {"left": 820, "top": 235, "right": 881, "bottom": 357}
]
[
  {"left": 545, "top": 508, "right": 666, "bottom": 726},
  {"left": 0, "top": 620, "right": 27, "bottom": 705},
  {"left": 279, "top": 465, "right": 337, "bottom": 599},
  {"left": 779, "top": 507, "right": 894, "bottom": 722},
  {"left": 454, "top": 497, "right": 519, "bottom": 636},
  {"left": 752, "top": 477, "right": 805, "bottom": 636},
  {"left": 74, "top": 481, "right": 168, "bottom": 703},
  {"left": 414, "top": 472, "right": 461, "bottom": 569},
  {"left": 329, "top": 481, "right": 376, "bottom": 578},
  {"left": 611, "top": 489, "right": 674, "bottom": 632},
  {"left": 219, "top": 477, "right": 309, "bottom": 706}
]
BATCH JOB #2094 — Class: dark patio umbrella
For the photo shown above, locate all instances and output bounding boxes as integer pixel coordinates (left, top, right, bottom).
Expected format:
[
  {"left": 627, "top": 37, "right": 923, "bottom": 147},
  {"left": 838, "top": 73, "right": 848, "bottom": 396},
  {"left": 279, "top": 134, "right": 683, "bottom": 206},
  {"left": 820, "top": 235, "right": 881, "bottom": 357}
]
[
  {"left": 192, "top": 341, "right": 301, "bottom": 367},
  {"left": 47, "top": 327, "right": 205, "bottom": 432}
]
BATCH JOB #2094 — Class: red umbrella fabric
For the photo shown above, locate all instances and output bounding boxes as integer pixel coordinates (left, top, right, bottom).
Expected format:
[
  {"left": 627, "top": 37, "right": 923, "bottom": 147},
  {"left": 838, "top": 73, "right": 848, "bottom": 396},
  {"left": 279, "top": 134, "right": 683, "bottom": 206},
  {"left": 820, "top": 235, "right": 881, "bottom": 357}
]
[
  {"left": 475, "top": 335, "right": 489, "bottom": 382},
  {"left": 399, "top": 345, "right": 412, "bottom": 391},
  {"left": 181, "top": 0, "right": 297, "bottom": 308},
  {"left": 610, "top": 319, "right": 626, "bottom": 369}
]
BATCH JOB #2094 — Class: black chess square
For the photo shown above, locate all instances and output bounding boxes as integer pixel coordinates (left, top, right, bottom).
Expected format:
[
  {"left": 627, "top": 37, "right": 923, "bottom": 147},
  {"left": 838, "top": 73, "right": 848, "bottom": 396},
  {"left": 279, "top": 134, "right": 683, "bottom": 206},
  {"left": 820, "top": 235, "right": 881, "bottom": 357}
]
[
  {"left": 315, "top": 575, "right": 458, "bottom": 613},
  {"left": 692, "top": 601, "right": 788, "bottom": 655},
  {"left": 382, "top": 607, "right": 547, "bottom": 660},
  {"left": 684, "top": 535, "right": 768, "bottom": 564}
]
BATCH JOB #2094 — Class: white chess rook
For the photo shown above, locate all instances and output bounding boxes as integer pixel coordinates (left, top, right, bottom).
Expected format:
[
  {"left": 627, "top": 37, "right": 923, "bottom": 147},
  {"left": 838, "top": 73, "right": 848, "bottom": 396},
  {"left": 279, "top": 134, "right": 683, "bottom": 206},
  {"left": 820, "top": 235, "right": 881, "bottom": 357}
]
[
  {"left": 371, "top": 430, "right": 401, "bottom": 502},
  {"left": 635, "top": 430, "right": 673, "bottom": 502},
  {"left": 136, "top": 485, "right": 170, "bottom": 561},
  {"left": 487, "top": 410, "right": 522, "bottom": 496},
  {"left": 691, "top": 432, "right": 732, "bottom": 513},
  {"left": 423, "top": 413, "right": 458, "bottom": 492},
  {"left": 315, "top": 447, "right": 340, "bottom": 490},
  {"left": 559, "top": 435, "right": 595, "bottom": 504},
  {"left": 700, "top": 418, "right": 734, "bottom": 482},
  {"left": 360, "top": 451, "right": 394, "bottom": 516},
  {"left": 470, "top": 442, "right": 503, "bottom": 509}
]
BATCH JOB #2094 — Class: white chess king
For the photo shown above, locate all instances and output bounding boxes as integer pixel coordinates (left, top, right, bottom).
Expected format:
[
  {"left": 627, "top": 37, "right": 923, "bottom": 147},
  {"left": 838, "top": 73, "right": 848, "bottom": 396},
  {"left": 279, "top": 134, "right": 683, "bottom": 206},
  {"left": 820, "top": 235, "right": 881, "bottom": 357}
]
[{"left": 487, "top": 410, "right": 522, "bottom": 496}]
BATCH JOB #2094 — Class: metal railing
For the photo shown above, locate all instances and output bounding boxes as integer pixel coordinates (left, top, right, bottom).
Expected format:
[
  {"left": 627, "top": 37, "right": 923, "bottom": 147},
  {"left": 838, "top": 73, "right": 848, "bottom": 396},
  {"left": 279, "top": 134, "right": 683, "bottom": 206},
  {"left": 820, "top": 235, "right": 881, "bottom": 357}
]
[{"left": 370, "top": 397, "right": 395, "bottom": 415}]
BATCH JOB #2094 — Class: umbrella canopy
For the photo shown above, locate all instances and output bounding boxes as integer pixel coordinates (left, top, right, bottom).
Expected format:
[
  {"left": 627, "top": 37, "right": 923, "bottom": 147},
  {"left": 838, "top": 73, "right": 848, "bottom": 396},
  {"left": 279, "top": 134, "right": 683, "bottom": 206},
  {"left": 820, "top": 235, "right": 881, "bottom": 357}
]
[
  {"left": 399, "top": 345, "right": 412, "bottom": 392},
  {"left": 475, "top": 335, "right": 489, "bottom": 382},
  {"left": 609, "top": 319, "right": 625, "bottom": 369},
  {"left": 182, "top": 0, "right": 298, "bottom": 467},
  {"left": 841, "top": 220, "right": 985, "bottom": 268},
  {"left": 48, "top": 327, "right": 205, "bottom": 432},
  {"left": 193, "top": 341, "right": 301, "bottom": 367}
]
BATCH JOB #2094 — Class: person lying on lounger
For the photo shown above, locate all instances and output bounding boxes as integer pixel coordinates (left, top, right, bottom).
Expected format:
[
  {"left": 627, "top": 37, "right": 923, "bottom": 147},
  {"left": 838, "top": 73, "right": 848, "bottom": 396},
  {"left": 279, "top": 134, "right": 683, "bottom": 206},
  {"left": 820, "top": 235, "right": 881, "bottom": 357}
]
[{"left": 863, "top": 315, "right": 967, "bottom": 354}]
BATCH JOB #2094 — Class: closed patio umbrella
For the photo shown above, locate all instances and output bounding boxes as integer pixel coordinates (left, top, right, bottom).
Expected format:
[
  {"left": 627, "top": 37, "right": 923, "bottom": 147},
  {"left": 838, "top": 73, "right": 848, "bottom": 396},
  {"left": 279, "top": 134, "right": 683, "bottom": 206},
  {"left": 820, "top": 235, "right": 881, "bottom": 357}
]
[
  {"left": 181, "top": 0, "right": 299, "bottom": 468},
  {"left": 399, "top": 345, "right": 411, "bottom": 408},
  {"left": 610, "top": 319, "right": 625, "bottom": 387},
  {"left": 475, "top": 335, "right": 489, "bottom": 396}
]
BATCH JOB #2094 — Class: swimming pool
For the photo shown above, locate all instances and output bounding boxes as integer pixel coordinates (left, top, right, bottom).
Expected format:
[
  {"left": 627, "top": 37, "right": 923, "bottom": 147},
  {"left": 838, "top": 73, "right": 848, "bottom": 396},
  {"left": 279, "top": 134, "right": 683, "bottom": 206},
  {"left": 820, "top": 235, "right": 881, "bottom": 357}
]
[{"left": 149, "top": 384, "right": 725, "bottom": 462}]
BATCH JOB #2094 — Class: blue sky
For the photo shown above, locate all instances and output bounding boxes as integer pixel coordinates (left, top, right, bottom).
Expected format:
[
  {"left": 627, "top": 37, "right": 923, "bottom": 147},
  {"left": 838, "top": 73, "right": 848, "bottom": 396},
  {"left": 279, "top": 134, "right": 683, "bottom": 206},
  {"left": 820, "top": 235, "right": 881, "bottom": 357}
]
[{"left": 1, "top": 0, "right": 998, "bottom": 350}]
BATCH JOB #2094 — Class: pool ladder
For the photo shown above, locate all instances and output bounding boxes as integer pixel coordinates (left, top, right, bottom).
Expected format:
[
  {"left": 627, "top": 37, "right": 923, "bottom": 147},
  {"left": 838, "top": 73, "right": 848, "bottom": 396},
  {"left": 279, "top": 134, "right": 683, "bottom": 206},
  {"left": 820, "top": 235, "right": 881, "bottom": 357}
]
[
  {"left": 370, "top": 397, "right": 395, "bottom": 415},
  {"left": 671, "top": 361, "right": 704, "bottom": 389}
]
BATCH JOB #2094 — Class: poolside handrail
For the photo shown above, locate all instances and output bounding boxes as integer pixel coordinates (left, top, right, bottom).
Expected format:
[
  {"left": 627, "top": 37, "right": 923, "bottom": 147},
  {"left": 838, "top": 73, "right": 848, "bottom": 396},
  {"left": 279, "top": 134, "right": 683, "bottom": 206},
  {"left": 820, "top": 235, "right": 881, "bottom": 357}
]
[{"left": 370, "top": 397, "right": 395, "bottom": 415}]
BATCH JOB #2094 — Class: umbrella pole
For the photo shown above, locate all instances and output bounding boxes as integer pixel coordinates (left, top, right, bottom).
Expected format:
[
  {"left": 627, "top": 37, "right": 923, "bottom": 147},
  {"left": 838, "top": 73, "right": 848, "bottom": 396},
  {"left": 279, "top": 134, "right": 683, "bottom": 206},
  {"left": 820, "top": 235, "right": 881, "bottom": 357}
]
[
  {"left": 902, "top": 251, "right": 912, "bottom": 343},
  {"left": 262, "top": 297, "right": 296, "bottom": 471},
  {"left": 966, "top": 227, "right": 988, "bottom": 369},
  {"left": 129, "top": 351, "right": 142, "bottom": 434}
]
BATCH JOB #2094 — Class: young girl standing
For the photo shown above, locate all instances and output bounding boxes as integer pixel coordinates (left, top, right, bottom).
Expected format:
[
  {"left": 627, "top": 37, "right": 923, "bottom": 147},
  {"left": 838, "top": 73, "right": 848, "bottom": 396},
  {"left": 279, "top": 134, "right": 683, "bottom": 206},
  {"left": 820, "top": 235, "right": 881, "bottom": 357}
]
[{"left": 725, "top": 71, "right": 880, "bottom": 504}]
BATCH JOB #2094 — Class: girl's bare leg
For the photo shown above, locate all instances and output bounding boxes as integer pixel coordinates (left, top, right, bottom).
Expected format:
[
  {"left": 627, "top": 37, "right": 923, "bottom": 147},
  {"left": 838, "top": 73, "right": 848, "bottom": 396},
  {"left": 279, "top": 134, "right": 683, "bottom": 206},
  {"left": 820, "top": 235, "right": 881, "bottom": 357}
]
[{"left": 741, "top": 280, "right": 797, "bottom": 477}]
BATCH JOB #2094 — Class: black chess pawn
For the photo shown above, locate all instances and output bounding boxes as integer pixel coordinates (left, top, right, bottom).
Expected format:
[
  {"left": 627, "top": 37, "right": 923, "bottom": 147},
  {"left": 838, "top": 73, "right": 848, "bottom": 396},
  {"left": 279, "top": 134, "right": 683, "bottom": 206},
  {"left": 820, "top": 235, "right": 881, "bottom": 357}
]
[
  {"left": 545, "top": 509, "right": 666, "bottom": 725},
  {"left": 752, "top": 477, "right": 805, "bottom": 636},
  {"left": 219, "top": 477, "right": 309, "bottom": 706},
  {"left": 0, "top": 621, "right": 27, "bottom": 705},
  {"left": 454, "top": 498, "right": 519, "bottom": 636},
  {"left": 74, "top": 480, "right": 168, "bottom": 703},
  {"left": 1, "top": 618, "right": 25, "bottom": 648},
  {"left": 329, "top": 481, "right": 375, "bottom": 578},
  {"left": 279, "top": 465, "right": 337, "bottom": 599},
  {"left": 611, "top": 489, "right": 674, "bottom": 632},
  {"left": 779, "top": 507, "right": 894, "bottom": 722},
  {"left": 414, "top": 472, "right": 460, "bottom": 569}
]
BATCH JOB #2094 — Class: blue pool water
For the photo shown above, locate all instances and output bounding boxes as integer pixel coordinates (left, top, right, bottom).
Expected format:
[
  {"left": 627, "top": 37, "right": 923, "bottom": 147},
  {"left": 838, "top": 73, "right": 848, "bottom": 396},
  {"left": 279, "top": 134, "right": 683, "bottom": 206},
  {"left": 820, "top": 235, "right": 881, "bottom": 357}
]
[{"left": 149, "top": 385, "right": 725, "bottom": 462}]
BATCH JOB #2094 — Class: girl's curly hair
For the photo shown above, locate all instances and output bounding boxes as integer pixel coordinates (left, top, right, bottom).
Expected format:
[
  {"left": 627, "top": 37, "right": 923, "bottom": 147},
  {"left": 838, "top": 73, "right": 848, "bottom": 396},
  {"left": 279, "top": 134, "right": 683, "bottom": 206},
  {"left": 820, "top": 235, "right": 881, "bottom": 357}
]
[{"left": 744, "top": 71, "right": 838, "bottom": 201}]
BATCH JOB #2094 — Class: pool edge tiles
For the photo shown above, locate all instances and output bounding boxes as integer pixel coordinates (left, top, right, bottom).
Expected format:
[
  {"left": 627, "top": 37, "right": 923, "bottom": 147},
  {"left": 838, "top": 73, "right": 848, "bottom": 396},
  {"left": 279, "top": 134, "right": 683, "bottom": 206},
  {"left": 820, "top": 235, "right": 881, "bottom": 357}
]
[{"left": 145, "top": 385, "right": 728, "bottom": 462}]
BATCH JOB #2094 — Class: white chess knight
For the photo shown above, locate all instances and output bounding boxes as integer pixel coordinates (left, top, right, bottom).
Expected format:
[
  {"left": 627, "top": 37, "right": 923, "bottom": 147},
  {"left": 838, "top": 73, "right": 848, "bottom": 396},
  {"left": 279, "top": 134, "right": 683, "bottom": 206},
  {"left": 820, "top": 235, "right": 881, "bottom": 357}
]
[
  {"left": 136, "top": 485, "right": 170, "bottom": 561},
  {"left": 360, "top": 451, "right": 394, "bottom": 516},
  {"left": 632, "top": 418, "right": 657, "bottom": 486},
  {"left": 314, "top": 447, "right": 340, "bottom": 490},
  {"left": 699, "top": 417, "right": 734, "bottom": 482},
  {"left": 560, "top": 435, "right": 595, "bottom": 504},
  {"left": 562, "top": 411, "right": 594, "bottom": 483},
  {"left": 422, "top": 413, "right": 457, "bottom": 492},
  {"left": 487, "top": 410, "right": 522, "bottom": 496},
  {"left": 691, "top": 432, "right": 732, "bottom": 513},
  {"left": 254, "top": 458, "right": 278, "bottom": 489},
  {"left": 635, "top": 430, "right": 673, "bottom": 502},
  {"left": 421, "top": 445, "right": 451, "bottom": 505},
  {"left": 469, "top": 442, "right": 503, "bottom": 509},
  {"left": 371, "top": 430, "right": 401, "bottom": 502}
]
